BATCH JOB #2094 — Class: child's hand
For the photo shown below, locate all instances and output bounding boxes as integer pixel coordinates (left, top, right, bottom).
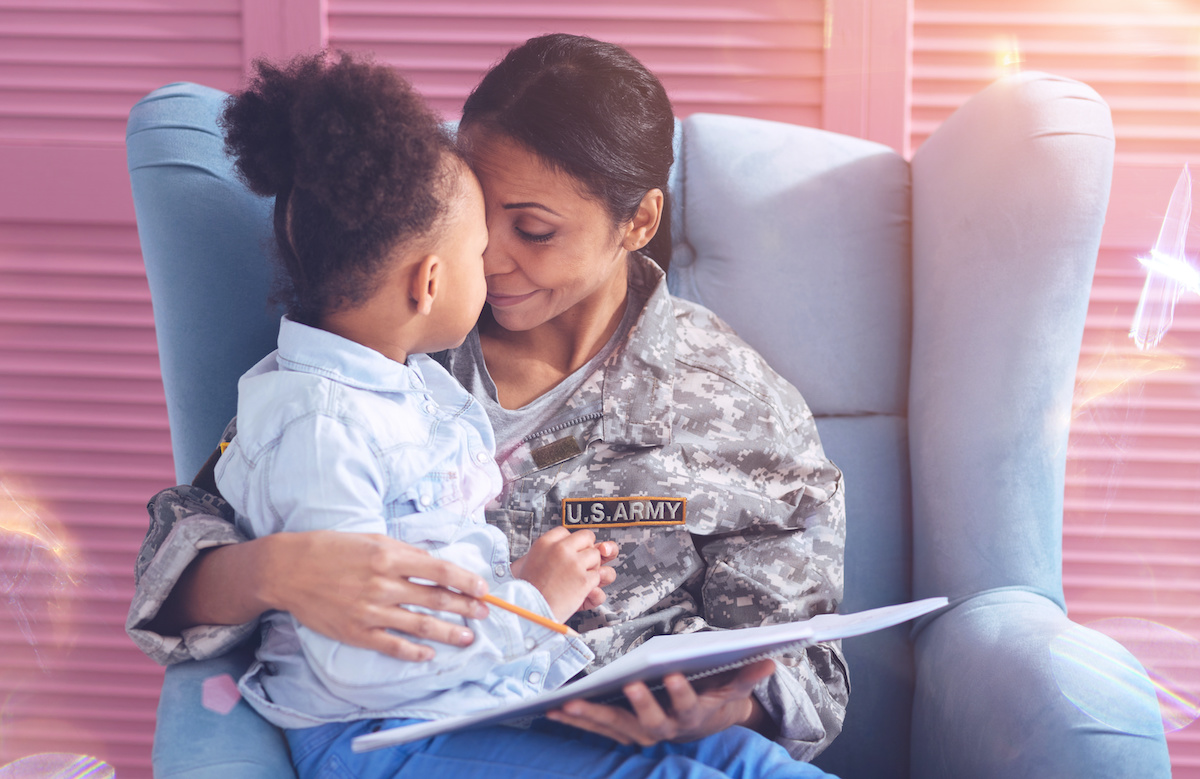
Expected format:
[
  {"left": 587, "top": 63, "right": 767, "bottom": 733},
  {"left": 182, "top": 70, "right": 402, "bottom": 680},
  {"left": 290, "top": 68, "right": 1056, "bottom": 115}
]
[{"left": 510, "top": 527, "right": 618, "bottom": 622}]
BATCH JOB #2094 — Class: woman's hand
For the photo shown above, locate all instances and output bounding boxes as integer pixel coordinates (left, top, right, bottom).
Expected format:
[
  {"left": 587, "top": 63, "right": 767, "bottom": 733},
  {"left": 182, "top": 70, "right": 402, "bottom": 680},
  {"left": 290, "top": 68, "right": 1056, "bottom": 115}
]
[
  {"left": 509, "top": 527, "right": 618, "bottom": 621},
  {"left": 545, "top": 658, "right": 776, "bottom": 746},
  {"left": 259, "top": 530, "right": 491, "bottom": 661}
]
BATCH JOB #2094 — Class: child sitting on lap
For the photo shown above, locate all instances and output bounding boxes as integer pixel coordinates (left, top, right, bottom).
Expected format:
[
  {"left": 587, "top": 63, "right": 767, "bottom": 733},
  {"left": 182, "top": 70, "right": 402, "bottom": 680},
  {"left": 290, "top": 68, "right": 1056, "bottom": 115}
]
[{"left": 213, "top": 51, "right": 605, "bottom": 759}]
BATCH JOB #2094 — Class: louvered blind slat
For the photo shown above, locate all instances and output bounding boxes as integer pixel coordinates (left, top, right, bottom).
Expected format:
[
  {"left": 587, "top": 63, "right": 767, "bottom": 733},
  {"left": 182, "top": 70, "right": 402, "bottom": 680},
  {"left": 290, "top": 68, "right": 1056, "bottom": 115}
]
[{"left": 327, "top": 0, "right": 827, "bottom": 125}]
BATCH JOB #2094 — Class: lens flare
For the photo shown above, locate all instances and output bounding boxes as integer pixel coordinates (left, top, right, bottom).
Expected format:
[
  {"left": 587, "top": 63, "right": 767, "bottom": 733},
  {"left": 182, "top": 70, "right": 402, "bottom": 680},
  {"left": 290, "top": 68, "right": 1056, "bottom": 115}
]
[
  {"left": 1049, "top": 622, "right": 1165, "bottom": 737},
  {"left": 1130, "top": 164, "right": 1196, "bottom": 351},
  {"left": 1072, "top": 347, "right": 1185, "bottom": 416},
  {"left": 1088, "top": 618, "right": 1200, "bottom": 733},
  {"left": 0, "top": 477, "right": 81, "bottom": 668},
  {"left": 994, "top": 35, "right": 1023, "bottom": 75},
  {"left": 0, "top": 753, "right": 113, "bottom": 778}
]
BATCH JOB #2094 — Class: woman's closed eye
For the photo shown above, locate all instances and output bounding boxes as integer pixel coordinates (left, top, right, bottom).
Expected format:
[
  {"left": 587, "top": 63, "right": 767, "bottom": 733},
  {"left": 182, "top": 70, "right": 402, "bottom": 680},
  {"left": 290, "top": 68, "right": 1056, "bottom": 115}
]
[{"left": 516, "top": 225, "right": 555, "bottom": 244}]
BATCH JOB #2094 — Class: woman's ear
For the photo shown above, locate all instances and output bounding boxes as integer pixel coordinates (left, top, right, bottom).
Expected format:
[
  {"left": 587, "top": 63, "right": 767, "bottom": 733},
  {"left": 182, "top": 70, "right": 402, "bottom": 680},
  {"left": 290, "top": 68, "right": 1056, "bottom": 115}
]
[
  {"left": 622, "top": 188, "right": 664, "bottom": 252},
  {"left": 410, "top": 254, "right": 441, "bottom": 316}
]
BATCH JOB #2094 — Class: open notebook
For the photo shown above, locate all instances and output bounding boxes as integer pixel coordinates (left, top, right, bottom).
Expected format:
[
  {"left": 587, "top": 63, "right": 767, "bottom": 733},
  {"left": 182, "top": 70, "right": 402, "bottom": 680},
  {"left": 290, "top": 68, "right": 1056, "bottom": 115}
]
[{"left": 352, "top": 596, "right": 948, "bottom": 753}]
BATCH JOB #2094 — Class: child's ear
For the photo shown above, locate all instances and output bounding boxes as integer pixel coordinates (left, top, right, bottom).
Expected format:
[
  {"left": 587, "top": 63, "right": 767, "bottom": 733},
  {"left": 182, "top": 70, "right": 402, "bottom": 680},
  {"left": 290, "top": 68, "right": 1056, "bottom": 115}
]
[{"left": 410, "top": 254, "right": 440, "bottom": 316}]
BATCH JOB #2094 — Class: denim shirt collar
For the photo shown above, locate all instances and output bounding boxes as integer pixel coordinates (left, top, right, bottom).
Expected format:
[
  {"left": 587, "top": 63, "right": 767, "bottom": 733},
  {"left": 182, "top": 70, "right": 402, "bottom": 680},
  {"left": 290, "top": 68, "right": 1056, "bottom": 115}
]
[{"left": 275, "top": 316, "right": 427, "bottom": 393}]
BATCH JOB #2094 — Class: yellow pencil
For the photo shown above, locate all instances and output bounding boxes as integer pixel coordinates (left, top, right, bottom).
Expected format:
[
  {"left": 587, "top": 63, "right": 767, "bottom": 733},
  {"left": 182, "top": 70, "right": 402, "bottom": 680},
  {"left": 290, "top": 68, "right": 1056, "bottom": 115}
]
[{"left": 481, "top": 594, "right": 577, "bottom": 636}]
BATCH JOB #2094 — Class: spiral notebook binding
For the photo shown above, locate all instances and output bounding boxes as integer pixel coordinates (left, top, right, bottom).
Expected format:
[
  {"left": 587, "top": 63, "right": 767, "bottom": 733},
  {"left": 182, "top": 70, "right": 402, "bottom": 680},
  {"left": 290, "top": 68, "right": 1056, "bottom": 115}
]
[{"left": 596, "top": 640, "right": 807, "bottom": 705}]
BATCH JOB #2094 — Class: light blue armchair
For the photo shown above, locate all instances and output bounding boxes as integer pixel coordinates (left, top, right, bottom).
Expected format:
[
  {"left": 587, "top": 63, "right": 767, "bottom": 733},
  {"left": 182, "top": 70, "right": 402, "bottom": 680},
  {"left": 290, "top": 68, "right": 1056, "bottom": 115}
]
[{"left": 127, "top": 71, "right": 1171, "bottom": 778}]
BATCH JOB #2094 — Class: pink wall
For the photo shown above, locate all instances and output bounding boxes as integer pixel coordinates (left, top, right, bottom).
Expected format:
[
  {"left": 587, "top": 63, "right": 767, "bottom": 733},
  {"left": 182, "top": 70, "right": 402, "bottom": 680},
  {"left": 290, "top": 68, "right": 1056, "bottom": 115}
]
[
  {"left": 0, "top": 2, "right": 246, "bottom": 774},
  {"left": 0, "top": 0, "right": 1196, "bottom": 776}
]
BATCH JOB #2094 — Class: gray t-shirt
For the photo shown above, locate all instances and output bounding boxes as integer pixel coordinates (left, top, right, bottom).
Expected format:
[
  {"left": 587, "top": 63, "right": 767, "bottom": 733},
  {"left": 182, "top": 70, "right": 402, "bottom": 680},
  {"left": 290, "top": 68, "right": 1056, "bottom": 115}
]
[{"left": 445, "top": 278, "right": 648, "bottom": 460}]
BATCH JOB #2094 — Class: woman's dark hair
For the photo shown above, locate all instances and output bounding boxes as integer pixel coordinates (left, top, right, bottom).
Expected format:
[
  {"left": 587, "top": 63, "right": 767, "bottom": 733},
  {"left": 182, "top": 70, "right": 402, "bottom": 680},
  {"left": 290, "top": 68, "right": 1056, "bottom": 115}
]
[
  {"left": 221, "top": 51, "right": 456, "bottom": 324},
  {"left": 461, "top": 34, "right": 675, "bottom": 270}
]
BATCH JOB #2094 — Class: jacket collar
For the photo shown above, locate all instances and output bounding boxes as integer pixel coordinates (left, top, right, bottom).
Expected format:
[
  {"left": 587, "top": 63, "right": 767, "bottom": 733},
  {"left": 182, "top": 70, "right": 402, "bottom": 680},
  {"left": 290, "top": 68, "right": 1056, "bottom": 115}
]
[{"left": 600, "top": 254, "right": 676, "bottom": 447}]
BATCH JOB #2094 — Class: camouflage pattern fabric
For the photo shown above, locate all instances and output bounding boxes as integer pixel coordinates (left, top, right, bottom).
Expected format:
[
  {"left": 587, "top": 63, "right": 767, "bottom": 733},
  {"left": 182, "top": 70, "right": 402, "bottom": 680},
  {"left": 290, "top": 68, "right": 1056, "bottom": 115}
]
[
  {"left": 126, "top": 480, "right": 256, "bottom": 665},
  {"left": 448, "top": 256, "right": 848, "bottom": 759},
  {"left": 126, "top": 255, "right": 848, "bottom": 759}
]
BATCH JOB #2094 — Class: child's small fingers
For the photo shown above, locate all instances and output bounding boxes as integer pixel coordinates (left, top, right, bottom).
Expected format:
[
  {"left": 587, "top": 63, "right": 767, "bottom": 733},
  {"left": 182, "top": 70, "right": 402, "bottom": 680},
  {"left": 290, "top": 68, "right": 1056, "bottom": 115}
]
[
  {"left": 578, "top": 546, "right": 603, "bottom": 570},
  {"left": 582, "top": 587, "right": 607, "bottom": 609},
  {"left": 564, "top": 528, "right": 597, "bottom": 550}
]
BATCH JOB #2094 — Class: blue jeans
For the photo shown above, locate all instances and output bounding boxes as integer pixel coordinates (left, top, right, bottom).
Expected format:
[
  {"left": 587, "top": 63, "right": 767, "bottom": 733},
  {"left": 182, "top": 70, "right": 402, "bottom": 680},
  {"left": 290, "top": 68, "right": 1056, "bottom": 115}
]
[{"left": 286, "top": 718, "right": 839, "bottom": 779}]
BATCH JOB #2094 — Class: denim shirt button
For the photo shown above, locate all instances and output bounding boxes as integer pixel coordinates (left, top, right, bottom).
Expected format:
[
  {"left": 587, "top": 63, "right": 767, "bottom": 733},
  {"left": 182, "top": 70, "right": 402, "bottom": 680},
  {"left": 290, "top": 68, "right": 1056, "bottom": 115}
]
[
  {"left": 493, "top": 563, "right": 506, "bottom": 578},
  {"left": 419, "top": 494, "right": 433, "bottom": 507},
  {"left": 422, "top": 402, "right": 437, "bottom": 415},
  {"left": 475, "top": 451, "right": 490, "bottom": 465},
  {"left": 525, "top": 637, "right": 536, "bottom": 651},
  {"left": 527, "top": 671, "right": 542, "bottom": 685}
]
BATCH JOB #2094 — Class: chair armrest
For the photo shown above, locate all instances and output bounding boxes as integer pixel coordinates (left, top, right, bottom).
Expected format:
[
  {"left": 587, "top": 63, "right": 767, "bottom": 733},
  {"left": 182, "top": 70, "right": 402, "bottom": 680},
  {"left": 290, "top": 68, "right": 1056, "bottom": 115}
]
[
  {"left": 912, "top": 591, "right": 1170, "bottom": 778},
  {"left": 910, "top": 71, "right": 1115, "bottom": 604},
  {"left": 153, "top": 643, "right": 296, "bottom": 778}
]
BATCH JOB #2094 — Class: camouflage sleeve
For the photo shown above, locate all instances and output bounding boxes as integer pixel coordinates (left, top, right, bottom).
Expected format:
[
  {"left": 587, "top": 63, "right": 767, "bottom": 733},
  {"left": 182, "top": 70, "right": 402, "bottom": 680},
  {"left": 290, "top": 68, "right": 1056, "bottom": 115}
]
[
  {"left": 695, "top": 406, "right": 849, "bottom": 760},
  {"left": 125, "top": 422, "right": 258, "bottom": 665}
]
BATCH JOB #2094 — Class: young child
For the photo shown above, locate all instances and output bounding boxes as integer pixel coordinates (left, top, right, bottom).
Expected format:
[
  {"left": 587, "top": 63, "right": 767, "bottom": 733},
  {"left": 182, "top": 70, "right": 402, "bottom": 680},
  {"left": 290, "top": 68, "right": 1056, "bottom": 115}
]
[{"left": 212, "top": 51, "right": 605, "bottom": 763}]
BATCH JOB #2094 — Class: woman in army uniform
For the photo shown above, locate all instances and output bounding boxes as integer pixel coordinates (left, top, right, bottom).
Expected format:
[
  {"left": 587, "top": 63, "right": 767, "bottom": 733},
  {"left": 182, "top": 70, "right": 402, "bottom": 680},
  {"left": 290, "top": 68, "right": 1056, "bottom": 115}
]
[{"left": 129, "top": 33, "right": 847, "bottom": 773}]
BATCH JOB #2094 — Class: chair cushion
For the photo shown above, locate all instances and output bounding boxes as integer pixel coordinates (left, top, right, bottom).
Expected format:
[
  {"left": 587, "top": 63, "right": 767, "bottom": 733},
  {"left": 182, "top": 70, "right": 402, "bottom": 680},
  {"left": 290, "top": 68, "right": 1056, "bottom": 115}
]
[{"left": 667, "top": 113, "right": 911, "bottom": 418}]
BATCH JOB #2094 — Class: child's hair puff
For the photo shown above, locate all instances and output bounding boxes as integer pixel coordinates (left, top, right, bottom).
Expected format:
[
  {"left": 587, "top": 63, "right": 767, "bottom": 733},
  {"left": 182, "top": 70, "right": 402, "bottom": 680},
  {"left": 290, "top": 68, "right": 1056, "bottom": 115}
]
[{"left": 220, "top": 51, "right": 456, "bottom": 323}]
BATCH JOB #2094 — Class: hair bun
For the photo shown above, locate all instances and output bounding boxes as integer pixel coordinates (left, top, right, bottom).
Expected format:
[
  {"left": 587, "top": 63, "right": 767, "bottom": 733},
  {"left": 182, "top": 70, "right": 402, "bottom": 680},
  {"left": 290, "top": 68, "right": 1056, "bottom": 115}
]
[
  {"left": 286, "top": 53, "right": 444, "bottom": 232},
  {"left": 222, "top": 52, "right": 446, "bottom": 232},
  {"left": 220, "top": 57, "right": 304, "bottom": 197},
  {"left": 218, "top": 50, "right": 454, "bottom": 323}
]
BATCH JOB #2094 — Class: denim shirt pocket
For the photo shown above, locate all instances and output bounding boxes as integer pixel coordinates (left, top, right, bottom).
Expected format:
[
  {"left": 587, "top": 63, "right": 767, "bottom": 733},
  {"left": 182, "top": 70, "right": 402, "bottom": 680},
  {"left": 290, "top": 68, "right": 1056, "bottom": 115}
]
[{"left": 387, "top": 471, "right": 467, "bottom": 546}]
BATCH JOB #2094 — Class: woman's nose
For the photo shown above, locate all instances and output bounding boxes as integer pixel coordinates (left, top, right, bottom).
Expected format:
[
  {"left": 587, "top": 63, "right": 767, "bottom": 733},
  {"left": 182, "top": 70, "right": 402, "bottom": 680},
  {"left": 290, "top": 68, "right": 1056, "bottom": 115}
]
[{"left": 482, "top": 235, "right": 514, "bottom": 276}]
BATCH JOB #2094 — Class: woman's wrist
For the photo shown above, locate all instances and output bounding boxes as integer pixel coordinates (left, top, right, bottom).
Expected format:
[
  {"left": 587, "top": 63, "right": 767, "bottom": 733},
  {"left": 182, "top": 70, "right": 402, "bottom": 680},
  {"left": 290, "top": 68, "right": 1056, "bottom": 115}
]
[
  {"left": 251, "top": 531, "right": 301, "bottom": 614},
  {"left": 740, "top": 695, "right": 776, "bottom": 737},
  {"left": 146, "top": 537, "right": 275, "bottom": 634}
]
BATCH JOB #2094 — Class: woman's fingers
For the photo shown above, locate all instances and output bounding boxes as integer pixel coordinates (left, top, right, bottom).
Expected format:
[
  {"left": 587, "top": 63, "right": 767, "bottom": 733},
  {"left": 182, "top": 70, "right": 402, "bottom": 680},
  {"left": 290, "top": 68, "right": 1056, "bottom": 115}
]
[
  {"left": 623, "top": 683, "right": 675, "bottom": 740},
  {"left": 351, "top": 627, "right": 436, "bottom": 662},
  {"left": 661, "top": 674, "right": 699, "bottom": 721},
  {"left": 372, "top": 538, "right": 489, "bottom": 599},
  {"left": 545, "top": 707, "right": 635, "bottom": 745},
  {"left": 548, "top": 663, "right": 772, "bottom": 748},
  {"left": 388, "top": 575, "right": 489, "bottom": 621},
  {"left": 552, "top": 698, "right": 660, "bottom": 746},
  {"left": 265, "top": 530, "right": 493, "bottom": 654}
]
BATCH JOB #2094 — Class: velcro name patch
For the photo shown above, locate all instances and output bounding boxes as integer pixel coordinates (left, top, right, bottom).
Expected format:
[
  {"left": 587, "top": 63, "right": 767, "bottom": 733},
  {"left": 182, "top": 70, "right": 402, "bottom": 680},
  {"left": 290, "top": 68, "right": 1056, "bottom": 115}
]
[{"left": 561, "top": 497, "right": 686, "bottom": 528}]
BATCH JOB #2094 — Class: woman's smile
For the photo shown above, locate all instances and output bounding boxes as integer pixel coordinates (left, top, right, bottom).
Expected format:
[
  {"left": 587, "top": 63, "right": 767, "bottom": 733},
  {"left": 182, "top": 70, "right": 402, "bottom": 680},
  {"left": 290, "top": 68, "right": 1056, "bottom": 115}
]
[{"left": 485, "top": 289, "right": 540, "bottom": 308}]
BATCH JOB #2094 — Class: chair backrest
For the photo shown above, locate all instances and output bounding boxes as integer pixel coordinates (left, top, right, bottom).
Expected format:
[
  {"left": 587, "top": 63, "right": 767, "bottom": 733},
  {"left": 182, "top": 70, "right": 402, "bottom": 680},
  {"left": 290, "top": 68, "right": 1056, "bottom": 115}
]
[{"left": 128, "top": 83, "right": 282, "bottom": 485}]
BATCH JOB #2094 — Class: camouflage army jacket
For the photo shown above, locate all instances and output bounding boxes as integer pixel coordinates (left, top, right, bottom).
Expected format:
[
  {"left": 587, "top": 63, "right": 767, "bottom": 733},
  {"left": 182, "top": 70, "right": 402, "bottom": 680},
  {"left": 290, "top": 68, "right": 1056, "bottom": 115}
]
[{"left": 126, "top": 255, "right": 848, "bottom": 760}]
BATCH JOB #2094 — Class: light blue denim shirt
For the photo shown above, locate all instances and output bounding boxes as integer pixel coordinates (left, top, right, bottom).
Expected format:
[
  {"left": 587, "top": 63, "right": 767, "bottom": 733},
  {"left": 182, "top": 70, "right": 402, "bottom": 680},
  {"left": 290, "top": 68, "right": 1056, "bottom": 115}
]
[{"left": 214, "top": 317, "right": 593, "bottom": 729}]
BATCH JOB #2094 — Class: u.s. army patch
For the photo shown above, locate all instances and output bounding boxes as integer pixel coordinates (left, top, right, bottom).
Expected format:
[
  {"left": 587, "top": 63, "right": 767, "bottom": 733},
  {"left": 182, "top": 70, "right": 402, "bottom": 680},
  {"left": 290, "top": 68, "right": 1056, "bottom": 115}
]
[{"left": 561, "top": 497, "right": 686, "bottom": 528}]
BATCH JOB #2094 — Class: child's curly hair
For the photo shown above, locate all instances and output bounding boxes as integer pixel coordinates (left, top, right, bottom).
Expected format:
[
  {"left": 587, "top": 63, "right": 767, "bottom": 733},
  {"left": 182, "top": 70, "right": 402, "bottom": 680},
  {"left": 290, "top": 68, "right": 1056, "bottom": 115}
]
[{"left": 220, "top": 51, "right": 456, "bottom": 324}]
